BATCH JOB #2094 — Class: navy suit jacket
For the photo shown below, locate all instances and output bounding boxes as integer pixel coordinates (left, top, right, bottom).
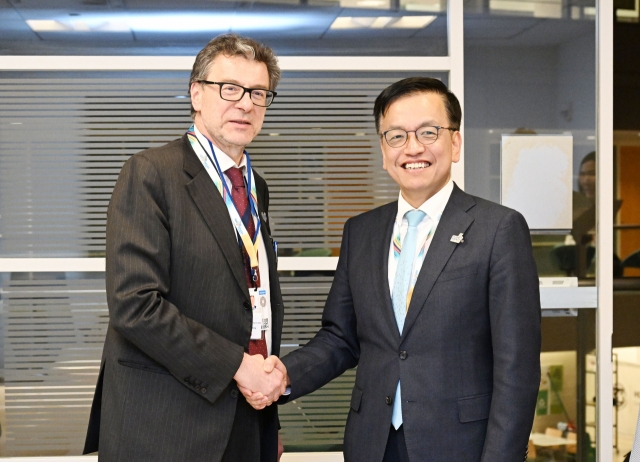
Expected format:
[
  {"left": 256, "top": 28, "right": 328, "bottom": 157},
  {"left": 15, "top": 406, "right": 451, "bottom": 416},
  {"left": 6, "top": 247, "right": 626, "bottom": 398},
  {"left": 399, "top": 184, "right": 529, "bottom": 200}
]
[{"left": 281, "top": 184, "right": 541, "bottom": 462}]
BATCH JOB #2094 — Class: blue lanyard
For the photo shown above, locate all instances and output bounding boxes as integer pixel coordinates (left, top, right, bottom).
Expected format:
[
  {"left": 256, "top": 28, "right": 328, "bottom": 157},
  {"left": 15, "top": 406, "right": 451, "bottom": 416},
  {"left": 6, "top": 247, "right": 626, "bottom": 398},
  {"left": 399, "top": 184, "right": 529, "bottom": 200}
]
[{"left": 200, "top": 138, "right": 262, "bottom": 244}]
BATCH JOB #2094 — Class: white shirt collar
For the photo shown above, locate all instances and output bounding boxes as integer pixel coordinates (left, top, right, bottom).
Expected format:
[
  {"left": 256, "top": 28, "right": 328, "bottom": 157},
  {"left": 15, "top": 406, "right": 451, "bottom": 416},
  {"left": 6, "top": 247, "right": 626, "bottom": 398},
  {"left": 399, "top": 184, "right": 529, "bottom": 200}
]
[
  {"left": 193, "top": 124, "right": 247, "bottom": 173},
  {"left": 395, "top": 179, "right": 454, "bottom": 226}
]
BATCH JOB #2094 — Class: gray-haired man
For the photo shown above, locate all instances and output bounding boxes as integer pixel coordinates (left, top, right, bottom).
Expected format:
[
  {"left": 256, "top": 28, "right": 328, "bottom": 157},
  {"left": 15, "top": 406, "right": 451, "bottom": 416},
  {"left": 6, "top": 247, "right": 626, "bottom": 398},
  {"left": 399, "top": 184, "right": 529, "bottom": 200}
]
[{"left": 84, "top": 34, "right": 287, "bottom": 462}]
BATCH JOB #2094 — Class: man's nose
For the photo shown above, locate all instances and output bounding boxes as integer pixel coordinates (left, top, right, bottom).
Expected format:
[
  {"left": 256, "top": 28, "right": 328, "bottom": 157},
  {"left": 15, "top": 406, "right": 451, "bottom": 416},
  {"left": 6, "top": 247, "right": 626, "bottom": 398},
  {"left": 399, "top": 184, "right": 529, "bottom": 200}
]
[
  {"left": 235, "top": 91, "right": 254, "bottom": 110},
  {"left": 404, "top": 132, "right": 425, "bottom": 154}
]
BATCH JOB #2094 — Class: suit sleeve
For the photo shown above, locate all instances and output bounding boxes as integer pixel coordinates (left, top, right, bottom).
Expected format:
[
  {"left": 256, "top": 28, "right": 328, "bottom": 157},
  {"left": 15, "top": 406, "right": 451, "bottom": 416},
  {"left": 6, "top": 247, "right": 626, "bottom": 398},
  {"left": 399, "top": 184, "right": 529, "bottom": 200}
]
[
  {"left": 105, "top": 154, "right": 245, "bottom": 404},
  {"left": 481, "top": 210, "right": 541, "bottom": 462},
  {"left": 281, "top": 219, "right": 360, "bottom": 400}
]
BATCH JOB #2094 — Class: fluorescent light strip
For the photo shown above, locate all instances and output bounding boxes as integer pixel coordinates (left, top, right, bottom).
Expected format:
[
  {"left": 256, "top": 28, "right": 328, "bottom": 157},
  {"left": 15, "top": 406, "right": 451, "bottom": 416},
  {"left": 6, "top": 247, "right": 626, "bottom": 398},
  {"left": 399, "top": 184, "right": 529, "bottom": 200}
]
[
  {"left": 26, "top": 13, "right": 313, "bottom": 33},
  {"left": 330, "top": 15, "right": 436, "bottom": 30}
]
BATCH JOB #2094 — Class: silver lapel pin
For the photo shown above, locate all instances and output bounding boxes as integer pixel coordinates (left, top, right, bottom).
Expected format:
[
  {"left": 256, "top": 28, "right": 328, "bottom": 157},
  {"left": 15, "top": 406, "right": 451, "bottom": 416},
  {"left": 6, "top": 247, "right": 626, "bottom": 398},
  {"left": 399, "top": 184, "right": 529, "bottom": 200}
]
[
  {"left": 450, "top": 233, "right": 464, "bottom": 244},
  {"left": 261, "top": 212, "right": 268, "bottom": 223}
]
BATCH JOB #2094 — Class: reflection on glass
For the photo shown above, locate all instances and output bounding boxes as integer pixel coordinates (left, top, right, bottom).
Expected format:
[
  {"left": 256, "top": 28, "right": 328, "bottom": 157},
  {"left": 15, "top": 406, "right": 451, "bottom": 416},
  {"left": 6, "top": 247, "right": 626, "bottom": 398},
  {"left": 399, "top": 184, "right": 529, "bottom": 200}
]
[
  {"left": 0, "top": 272, "right": 107, "bottom": 457},
  {"left": 2, "top": 2, "right": 450, "bottom": 56},
  {"left": 534, "top": 310, "right": 597, "bottom": 462},
  {"left": 463, "top": 3, "right": 597, "bottom": 282},
  {"left": 615, "top": 140, "right": 640, "bottom": 279}
]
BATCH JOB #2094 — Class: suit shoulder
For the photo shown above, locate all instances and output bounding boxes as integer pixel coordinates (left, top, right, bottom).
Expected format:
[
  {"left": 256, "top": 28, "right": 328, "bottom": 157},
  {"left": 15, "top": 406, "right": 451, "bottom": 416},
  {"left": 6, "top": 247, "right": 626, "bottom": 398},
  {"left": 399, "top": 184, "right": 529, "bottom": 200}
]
[
  {"left": 464, "top": 191, "right": 524, "bottom": 220},
  {"left": 115, "top": 137, "right": 188, "bottom": 198},
  {"left": 461, "top": 192, "right": 530, "bottom": 234},
  {"left": 130, "top": 137, "right": 187, "bottom": 169},
  {"left": 346, "top": 201, "right": 397, "bottom": 229}
]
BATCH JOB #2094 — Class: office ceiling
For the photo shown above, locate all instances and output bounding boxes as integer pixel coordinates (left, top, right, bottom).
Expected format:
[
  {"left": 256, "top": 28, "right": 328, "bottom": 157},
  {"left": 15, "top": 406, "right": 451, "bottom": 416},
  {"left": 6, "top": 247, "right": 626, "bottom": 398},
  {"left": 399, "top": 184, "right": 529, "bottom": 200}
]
[{"left": 0, "top": 0, "right": 597, "bottom": 55}]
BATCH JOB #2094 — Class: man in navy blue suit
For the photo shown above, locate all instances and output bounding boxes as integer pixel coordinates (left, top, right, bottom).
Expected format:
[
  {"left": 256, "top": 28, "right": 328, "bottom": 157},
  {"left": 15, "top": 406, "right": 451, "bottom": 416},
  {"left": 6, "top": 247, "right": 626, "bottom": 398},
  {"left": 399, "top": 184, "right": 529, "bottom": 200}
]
[{"left": 248, "top": 77, "right": 541, "bottom": 462}]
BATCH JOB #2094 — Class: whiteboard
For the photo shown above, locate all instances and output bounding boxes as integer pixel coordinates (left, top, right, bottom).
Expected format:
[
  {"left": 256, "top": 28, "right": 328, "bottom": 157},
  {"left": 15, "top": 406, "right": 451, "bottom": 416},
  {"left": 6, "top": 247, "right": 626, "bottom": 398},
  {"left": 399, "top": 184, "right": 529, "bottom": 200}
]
[{"left": 501, "top": 135, "right": 573, "bottom": 231}]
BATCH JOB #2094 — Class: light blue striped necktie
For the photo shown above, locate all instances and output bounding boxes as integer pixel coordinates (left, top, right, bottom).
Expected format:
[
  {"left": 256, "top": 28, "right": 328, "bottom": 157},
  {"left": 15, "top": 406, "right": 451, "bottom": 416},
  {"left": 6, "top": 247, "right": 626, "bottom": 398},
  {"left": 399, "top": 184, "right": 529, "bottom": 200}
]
[{"left": 391, "top": 209, "right": 426, "bottom": 429}]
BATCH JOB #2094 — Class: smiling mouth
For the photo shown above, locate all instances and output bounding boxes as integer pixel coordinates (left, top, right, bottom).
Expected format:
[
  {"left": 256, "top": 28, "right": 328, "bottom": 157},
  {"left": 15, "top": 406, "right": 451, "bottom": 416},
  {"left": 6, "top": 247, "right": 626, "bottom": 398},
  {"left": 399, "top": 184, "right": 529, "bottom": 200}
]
[{"left": 403, "top": 161, "right": 431, "bottom": 170}]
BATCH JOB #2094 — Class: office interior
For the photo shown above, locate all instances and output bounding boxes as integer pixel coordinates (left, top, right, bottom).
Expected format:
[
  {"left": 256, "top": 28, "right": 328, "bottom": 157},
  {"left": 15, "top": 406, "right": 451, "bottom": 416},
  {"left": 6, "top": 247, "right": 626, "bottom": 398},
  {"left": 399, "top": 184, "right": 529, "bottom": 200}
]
[{"left": 0, "top": 0, "right": 638, "bottom": 461}]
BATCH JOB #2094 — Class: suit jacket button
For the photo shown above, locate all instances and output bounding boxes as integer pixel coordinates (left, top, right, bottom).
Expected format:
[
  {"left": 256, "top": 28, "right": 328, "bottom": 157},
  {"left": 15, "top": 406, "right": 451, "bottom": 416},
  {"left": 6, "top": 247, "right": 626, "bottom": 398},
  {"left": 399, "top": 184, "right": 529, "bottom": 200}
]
[
  {"left": 399, "top": 351, "right": 408, "bottom": 360},
  {"left": 230, "top": 389, "right": 238, "bottom": 399},
  {"left": 200, "top": 388, "right": 207, "bottom": 394},
  {"left": 243, "top": 301, "right": 251, "bottom": 310},
  {"left": 385, "top": 396, "right": 392, "bottom": 405}
]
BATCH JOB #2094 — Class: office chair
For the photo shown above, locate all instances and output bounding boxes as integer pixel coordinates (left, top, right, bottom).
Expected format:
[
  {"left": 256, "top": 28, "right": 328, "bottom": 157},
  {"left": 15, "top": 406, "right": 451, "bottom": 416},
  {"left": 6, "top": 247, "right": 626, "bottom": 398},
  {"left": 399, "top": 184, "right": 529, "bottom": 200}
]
[{"left": 622, "top": 249, "right": 640, "bottom": 269}]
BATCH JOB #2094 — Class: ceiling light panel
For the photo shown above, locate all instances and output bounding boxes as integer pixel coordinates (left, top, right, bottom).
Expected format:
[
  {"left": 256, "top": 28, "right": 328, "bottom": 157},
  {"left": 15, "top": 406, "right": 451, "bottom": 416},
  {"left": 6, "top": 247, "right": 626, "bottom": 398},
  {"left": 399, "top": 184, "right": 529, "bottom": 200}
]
[
  {"left": 330, "top": 15, "right": 436, "bottom": 29},
  {"left": 490, "top": 0, "right": 564, "bottom": 19},
  {"left": 24, "top": 12, "right": 319, "bottom": 33},
  {"left": 27, "top": 18, "right": 130, "bottom": 32},
  {"left": 339, "top": 0, "right": 390, "bottom": 9},
  {"left": 402, "top": 0, "right": 445, "bottom": 13}
]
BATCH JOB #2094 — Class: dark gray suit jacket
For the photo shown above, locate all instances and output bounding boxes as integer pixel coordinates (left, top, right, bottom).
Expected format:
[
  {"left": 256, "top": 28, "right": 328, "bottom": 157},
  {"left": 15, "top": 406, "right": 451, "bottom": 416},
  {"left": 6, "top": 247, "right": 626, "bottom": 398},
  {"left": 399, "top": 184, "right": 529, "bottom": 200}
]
[
  {"left": 281, "top": 184, "right": 541, "bottom": 462},
  {"left": 84, "top": 135, "right": 284, "bottom": 461}
]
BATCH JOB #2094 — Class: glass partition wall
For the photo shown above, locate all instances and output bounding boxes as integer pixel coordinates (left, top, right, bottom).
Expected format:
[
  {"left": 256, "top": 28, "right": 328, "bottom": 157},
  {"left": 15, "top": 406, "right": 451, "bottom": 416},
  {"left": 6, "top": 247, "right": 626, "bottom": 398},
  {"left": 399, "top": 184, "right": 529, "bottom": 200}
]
[
  {"left": 462, "top": 2, "right": 614, "bottom": 461},
  {"left": 0, "top": 0, "right": 613, "bottom": 460}
]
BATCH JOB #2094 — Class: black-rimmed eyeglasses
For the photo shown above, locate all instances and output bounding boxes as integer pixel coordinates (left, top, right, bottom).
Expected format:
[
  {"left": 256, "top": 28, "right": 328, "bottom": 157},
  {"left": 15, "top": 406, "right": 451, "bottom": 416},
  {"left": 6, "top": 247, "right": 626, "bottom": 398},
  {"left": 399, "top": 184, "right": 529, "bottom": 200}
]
[
  {"left": 381, "top": 125, "right": 457, "bottom": 148},
  {"left": 197, "top": 80, "right": 277, "bottom": 107}
]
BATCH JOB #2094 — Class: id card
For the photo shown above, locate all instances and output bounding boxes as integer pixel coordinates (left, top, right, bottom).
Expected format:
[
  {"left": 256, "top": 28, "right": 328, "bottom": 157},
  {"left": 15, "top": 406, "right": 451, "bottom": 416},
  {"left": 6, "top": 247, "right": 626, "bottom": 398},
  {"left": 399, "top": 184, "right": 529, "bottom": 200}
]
[{"left": 250, "top": 288, "right": 271, "bottom": 340}]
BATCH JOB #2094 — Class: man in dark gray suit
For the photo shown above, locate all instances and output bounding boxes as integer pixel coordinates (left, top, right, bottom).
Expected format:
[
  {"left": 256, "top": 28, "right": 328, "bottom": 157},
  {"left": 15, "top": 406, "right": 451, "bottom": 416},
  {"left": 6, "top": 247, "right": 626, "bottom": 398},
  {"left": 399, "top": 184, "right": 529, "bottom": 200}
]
[
  {"left": 84, "top": 34, "right": 287, "bottom": 461},
  {"left": 247, "top": 77, "right": 541, "bottom": 462}
]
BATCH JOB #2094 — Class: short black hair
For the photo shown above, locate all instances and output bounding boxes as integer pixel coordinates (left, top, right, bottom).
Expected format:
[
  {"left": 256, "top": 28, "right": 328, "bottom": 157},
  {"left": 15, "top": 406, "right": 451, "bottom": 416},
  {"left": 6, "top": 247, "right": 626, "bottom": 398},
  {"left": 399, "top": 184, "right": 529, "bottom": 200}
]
[
  {"left": 373, "top": 77, "right": 461, "bottom": 134},
  {"left": 581, "top": 151, "right": 595, "bottom": 167}
]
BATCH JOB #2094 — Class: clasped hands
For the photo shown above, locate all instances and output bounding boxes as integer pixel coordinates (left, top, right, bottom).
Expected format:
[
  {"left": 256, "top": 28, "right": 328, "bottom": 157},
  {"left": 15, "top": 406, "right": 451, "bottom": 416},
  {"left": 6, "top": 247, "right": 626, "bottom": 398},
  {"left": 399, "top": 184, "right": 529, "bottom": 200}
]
[{"left": 234, "top": 353, "right": 289, "bottom": 410}]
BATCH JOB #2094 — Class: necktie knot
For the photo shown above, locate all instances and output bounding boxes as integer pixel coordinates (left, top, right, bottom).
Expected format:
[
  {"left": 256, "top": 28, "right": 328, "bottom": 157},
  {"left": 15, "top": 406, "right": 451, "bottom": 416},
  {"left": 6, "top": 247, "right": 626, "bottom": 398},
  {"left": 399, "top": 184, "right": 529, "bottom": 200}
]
[
  {"left": 225, "top": 167, "right": 245, "bottom": 189},
  {"left": 405, "top": 209, "right": 426, "bottom": 228}
]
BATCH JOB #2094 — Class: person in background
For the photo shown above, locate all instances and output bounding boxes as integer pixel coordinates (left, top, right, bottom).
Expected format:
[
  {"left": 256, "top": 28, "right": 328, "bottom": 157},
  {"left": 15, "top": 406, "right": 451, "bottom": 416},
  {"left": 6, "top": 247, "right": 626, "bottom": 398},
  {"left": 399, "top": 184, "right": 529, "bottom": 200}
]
[
  {"left": 570, "top": 151, "right": 623, "bottom": 277},
  {"left": 578, "top": 151, "right": 596, "bottom": 200}
]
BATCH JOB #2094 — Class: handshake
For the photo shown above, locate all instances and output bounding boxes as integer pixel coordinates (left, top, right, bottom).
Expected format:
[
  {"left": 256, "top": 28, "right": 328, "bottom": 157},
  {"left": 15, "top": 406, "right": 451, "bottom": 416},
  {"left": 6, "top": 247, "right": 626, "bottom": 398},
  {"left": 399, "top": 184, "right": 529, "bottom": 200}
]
[{"left": 233, "top": 353, "right": 289, "bottom": 410}]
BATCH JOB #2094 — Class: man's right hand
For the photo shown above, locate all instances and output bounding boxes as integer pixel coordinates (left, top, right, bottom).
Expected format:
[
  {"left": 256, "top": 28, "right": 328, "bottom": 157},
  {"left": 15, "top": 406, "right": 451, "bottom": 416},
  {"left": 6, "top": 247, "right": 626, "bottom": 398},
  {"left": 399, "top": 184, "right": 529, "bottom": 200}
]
[
  {"left": 234, "top": 353, "right": 286, "bottom": 406},
  {"left": 236, "top": 355, "right": 289, "bottom": 409}
]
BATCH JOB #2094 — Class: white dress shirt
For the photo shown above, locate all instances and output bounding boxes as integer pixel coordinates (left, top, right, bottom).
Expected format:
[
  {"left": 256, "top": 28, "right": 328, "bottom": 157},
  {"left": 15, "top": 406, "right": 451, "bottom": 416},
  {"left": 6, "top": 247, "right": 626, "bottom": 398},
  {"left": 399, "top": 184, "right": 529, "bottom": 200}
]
[
  {"left": 388, "top": 179, "right": 454, "bottom": 295},
  {"left": 194, "top": 125, "right": 273, "bottom": 355}
]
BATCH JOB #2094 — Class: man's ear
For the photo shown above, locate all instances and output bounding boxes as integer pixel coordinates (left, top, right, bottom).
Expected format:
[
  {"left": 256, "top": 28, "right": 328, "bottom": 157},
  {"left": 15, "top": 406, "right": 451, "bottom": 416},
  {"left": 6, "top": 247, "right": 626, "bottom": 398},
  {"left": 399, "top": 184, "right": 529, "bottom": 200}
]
[
  {"left": 190, "top": 82, "right": 203, "bottom": 113},
  {"left": 381, "top": 139, "right": 388, "bottom": 171},
  {"left": 451, "top": 130, "right": 462, "bottom": 163}
]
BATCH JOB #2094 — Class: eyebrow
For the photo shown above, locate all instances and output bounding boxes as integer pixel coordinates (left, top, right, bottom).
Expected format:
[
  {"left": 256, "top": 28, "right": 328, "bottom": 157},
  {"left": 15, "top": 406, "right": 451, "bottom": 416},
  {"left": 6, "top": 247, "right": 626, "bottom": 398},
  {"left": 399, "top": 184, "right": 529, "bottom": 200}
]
[
  {"left": 216, "top": 79, "right": 270, "bottom": 90},
  {"left": 383, "top": 121, "right": 440, "bottom": 131}
]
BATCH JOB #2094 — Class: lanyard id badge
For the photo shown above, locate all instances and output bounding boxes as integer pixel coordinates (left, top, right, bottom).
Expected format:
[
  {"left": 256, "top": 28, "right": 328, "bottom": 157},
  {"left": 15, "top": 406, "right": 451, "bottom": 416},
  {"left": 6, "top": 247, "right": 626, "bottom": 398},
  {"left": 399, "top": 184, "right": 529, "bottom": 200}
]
[
  {"left": 250, "top": 288, "right": 271, "bottom": 340},
  {"left": 186, "top": 126, "right": 262, "bottom": 284}
]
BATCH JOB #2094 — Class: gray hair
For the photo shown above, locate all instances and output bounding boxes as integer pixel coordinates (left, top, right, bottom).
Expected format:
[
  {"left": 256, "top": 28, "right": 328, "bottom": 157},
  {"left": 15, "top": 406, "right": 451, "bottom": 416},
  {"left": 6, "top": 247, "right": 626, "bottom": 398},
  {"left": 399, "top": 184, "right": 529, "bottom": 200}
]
[{"left": 189, "top": 34, "right": 281, "bottom": 117}]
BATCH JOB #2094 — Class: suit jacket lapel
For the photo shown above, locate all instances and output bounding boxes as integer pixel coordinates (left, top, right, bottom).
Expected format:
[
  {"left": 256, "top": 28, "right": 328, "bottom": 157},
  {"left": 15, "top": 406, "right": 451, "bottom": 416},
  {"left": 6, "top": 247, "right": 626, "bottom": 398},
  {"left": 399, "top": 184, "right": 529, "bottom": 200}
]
[
  {"left": 182, "top": 136, "right": 250, "bottom": 302},
  {"left": 401, "top": 185, "right": 476, "bottom": 341},
  {"left": 371, "top": 203, "right": 401, "bottom": 342}
]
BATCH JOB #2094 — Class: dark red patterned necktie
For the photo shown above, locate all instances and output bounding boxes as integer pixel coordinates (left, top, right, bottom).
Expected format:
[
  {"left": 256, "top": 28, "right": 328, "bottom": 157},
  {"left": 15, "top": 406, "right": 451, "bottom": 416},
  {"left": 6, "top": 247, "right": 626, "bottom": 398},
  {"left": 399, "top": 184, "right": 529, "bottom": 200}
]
[{"left": 225, "top": 167, "right": 268, "bottom": 359}]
